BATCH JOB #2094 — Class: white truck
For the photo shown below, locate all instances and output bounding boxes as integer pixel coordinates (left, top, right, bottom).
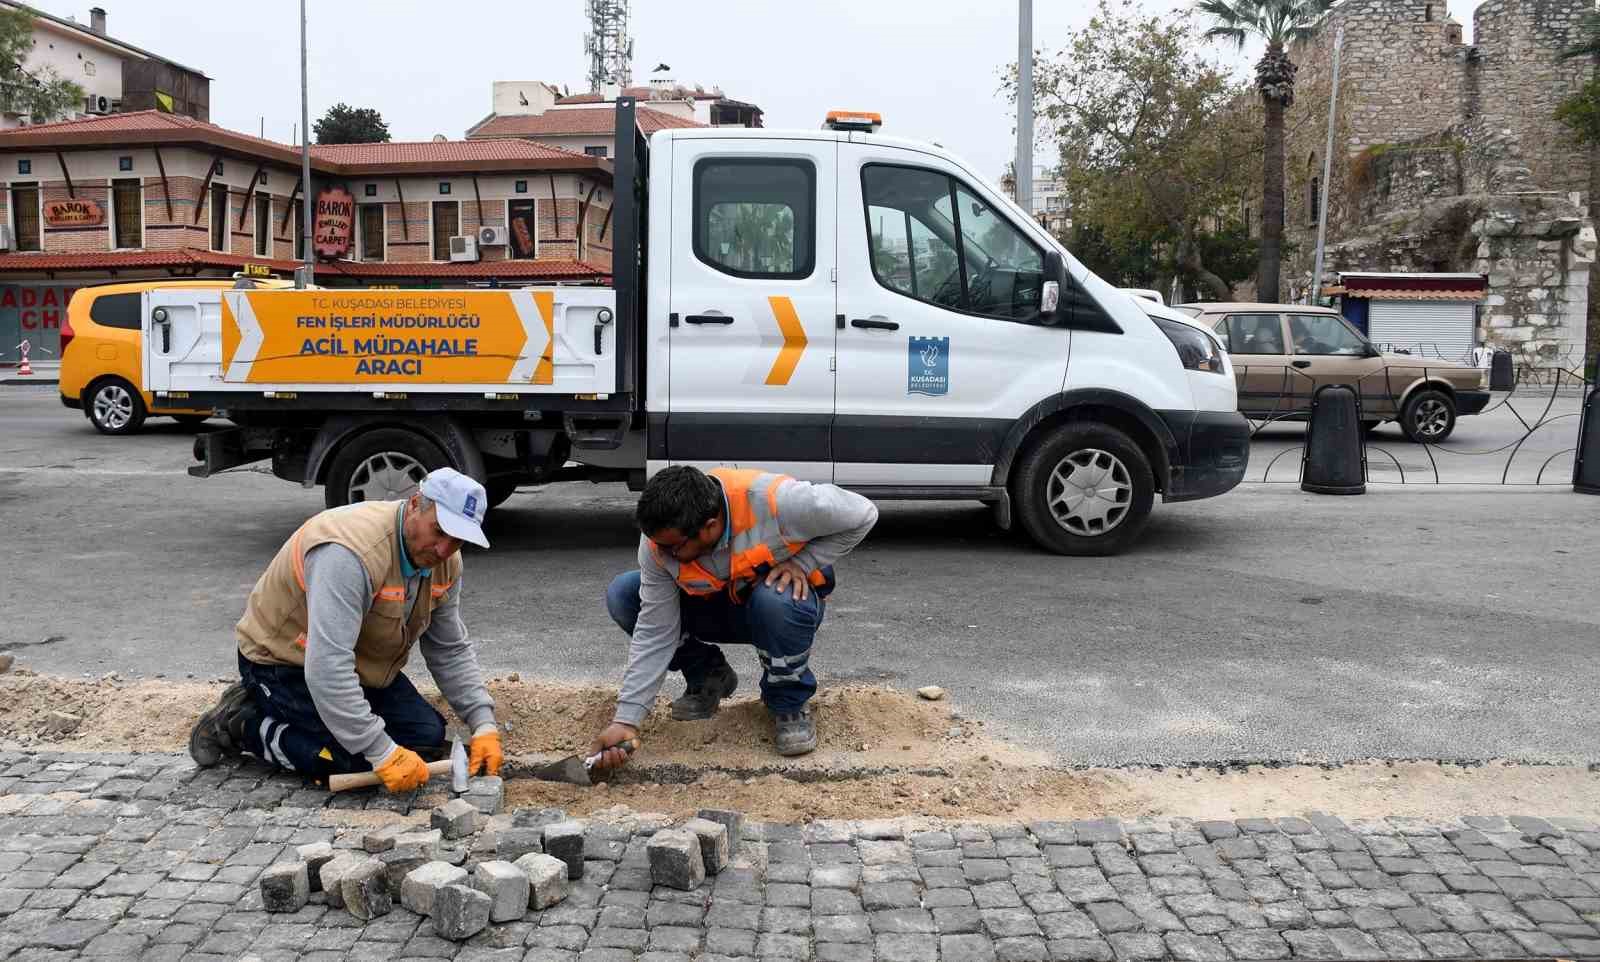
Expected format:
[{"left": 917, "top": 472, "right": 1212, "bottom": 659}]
[{"left": 156, "top": 103, "right": 1248, "bottom": 555}]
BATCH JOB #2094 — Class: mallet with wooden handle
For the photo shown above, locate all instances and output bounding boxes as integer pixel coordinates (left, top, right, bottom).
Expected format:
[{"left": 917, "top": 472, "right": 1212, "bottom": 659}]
[{"left": 328, "top": 758, "right": 455, "bottom": 794}]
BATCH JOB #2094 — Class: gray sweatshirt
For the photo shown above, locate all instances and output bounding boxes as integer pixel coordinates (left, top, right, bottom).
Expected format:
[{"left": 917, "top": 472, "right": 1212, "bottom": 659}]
[
  {"left": 613, "top": 478, "right": 879, "bottom": 727},
  {"left": 302, "top": 544, "right": 496, "bottom": 765}
]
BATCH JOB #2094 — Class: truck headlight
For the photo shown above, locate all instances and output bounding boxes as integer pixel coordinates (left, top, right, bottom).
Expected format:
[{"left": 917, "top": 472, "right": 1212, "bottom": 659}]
[{"left": 1153, "top": 317, "right": 1226, "bottom": 375}]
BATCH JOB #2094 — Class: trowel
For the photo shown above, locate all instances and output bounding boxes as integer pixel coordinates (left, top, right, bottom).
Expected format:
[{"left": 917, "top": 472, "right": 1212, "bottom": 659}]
[
  {"left": 449, "top": 736, "right": 469, "bottom": 793},
  {"left": 525, "top": 738, "right": 638, "bottom": 786}
]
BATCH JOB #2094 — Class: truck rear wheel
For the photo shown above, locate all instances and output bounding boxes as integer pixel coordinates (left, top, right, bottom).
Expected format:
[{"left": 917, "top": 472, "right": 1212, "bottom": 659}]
[
  {"left": 324, "top": 428, "right": 449, "bottom": 509},
  {"left": 1013, "top": 422, "right": 1154, "bottom": 556}
]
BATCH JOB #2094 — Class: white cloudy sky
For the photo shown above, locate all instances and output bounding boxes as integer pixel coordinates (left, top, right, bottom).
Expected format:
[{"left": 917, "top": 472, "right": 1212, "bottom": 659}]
[{"left": 32, "top": 0, "right": 1488, "bottom": 183}]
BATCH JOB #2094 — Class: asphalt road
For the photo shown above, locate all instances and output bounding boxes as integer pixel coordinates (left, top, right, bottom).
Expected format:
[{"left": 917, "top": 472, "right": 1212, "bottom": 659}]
[{"left": 2, "top": 384, "right": 1597, "bottom": 768}]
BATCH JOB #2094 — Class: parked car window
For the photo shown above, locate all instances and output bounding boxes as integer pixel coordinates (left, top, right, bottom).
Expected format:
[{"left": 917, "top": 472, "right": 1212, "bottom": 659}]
[
  {"left": 1215, "top": 313, "right": 1285, "bottom": 355},
  {"left": 1289, "top": 314, "right": 1369, "bottom": 356},
  {"left": 863, "top": 164, "right": 1045, "bottom": 322},
  {"left": 88, "top": 292, "right": 142, "bottom": 331},
  {"left": 693, "top": 157, "right": 815, "bottom": 279}
]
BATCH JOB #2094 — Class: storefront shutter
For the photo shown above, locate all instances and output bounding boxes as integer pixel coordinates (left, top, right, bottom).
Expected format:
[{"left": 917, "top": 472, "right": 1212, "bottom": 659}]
[{"left": 1367, "top": 301, "right": 1476, "bottom": 363}]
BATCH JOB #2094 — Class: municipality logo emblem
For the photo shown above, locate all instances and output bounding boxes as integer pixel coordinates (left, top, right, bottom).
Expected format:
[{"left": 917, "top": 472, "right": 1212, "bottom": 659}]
[{"left": 908, "top": 336, "right": 950, "bottom": 397}]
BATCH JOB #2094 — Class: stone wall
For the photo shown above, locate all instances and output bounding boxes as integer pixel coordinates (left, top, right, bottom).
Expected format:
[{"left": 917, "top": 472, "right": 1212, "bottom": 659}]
[
  {"left": 1472, "top": 0, "right": 1591, "bottom": 196},
  {"left": 1324, "top": 193, "right": 1594, "bottom": 366},
  {"left": 1277, "top": 0, "right": 1593, "bottom": 302}
]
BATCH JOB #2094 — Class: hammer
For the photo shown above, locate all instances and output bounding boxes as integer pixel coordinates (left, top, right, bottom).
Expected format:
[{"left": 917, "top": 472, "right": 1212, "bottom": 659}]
[{"left": 327, "top": 737, "right": 470, "bottom": 794}]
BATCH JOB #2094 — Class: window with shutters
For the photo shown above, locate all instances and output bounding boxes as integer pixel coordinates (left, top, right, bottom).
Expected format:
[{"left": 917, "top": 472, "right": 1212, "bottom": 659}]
[
  {"left": 11, "top": 184, "right": 39, "bottom": 251},
  {"left": 359, "top": 205, "right": 384, "bottom": 261},
  {"left": 112, "top": 179, "right": 142, "bottom": 249},
  {"left": 209, "top": 183, "right": 228, "bottom": 251},
  {"left": 432, "top": 201, "right": 459, "bottom": 260}
]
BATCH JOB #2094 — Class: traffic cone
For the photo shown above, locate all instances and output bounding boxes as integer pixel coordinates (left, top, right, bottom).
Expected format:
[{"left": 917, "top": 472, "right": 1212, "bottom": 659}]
[{"left": 15, "top": 352, "right": 31, "bottom": 376}]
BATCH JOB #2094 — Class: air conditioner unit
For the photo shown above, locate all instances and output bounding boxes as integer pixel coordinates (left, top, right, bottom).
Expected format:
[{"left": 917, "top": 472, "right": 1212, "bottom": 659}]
[
  {"left": 477, "top": 225, "right": 507, "bottom": 247},
  {"left": 449, "top": 234, "right": 479, "bottom": 262},
  {"left": 83, "top": 94, "right": 110, "bottom": 115},
  {"left": 0, "top": 225, "right": 12, "bottom": 251}
]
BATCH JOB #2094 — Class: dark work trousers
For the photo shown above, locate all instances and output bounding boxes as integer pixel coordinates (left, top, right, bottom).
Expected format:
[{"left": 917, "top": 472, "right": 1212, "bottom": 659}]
[
  {"left": 236, "top": 651, "right": 447, "bottom": 779},
  {"left": 604, "top": 567, "right": 834, "bottom": 715}
]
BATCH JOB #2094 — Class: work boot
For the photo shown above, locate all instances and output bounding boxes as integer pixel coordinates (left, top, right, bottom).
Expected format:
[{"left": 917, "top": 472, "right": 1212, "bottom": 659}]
[
  {"left": 772, "top": 709, "right": 817, "bottom": 757},
  {"left": 187, "top": 682, "right": 256, "bottom": 767},
  {"left": 669, "top": 663, "right": 737, "bottom": 721}
]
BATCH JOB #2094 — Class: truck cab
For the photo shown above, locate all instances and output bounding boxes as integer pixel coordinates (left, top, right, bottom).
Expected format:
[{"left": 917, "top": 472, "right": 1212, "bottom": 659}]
[{"left": 165, "top": 101, "right": 1248, "bottom": 555}]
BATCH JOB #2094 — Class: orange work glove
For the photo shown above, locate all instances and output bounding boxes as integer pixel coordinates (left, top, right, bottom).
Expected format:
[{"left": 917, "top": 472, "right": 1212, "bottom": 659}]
[
  {"left": 373, "top": 746, "right": 430, "bottom": 793},
  {"left": 469, "top": 728, "right": 503, "bottom": 776}
]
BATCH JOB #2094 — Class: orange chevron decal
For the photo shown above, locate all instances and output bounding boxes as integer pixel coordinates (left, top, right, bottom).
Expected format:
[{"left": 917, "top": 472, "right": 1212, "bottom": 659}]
[
  {"left": 765, "top": 295, "right": 807, "bottom": 386},
  {"left": 532, "top": 290, "right": 555, "bottom": 385}
]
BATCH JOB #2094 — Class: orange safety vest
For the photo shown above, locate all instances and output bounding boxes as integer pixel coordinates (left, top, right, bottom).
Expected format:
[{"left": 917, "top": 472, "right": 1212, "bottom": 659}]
[{"left": 651, "top": 467, "right": 829, "bottom": 603}]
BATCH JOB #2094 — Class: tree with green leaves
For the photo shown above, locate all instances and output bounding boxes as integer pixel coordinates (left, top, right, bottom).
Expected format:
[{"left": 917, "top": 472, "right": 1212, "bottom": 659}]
[
  {"left": 1556, "top": 9, "right": 1600, "bottom": 373},
  {"left": 1013, "top": 0, "right": 1260, "bottom": 299},
  {"left": 0, "top": 7, "right": 85, "bottom": 123},
  {"left": 313, "top": 103, "right": 391, "bottom": 145},
  {"left": 1198, "top": 0, "right": 1332, "bottom": 302}
]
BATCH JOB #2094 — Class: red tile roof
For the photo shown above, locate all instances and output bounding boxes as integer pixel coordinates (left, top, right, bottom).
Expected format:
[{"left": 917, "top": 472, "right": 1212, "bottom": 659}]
[
  {"left": 320, "top": 259, "right": 606, "bottom": 279},
  {"left": 0, "top": 248, "right": 301, "bottom": 273},
  {"left": 0, "top": 111, "right": 609, "bottom": 176},
  {"left": 468, "top": 106, "right": 702, "bottom": 140},
  {"left": 310, "top": 140, "right": 582, "bottom": 164},
  {"left": 0, "top": 248, "right": 607, "bottom": 281}
]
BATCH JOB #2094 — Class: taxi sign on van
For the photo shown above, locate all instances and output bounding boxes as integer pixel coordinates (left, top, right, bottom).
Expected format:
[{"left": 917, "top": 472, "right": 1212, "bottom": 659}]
[
  {"left": 241, "top": 263, "right": 273, "bottom": 278},
  {"left": 219, "top": 289, "right": 556, "bottom": 385}
]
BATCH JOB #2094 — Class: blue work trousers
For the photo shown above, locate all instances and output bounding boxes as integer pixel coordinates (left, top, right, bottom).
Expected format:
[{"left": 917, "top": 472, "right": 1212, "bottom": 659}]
[
  {"left": 236, "top": 652, "right": 447, "bottom": 779},
  {"left": 605, "top": 568, "right": 833, "bottom": 714}
]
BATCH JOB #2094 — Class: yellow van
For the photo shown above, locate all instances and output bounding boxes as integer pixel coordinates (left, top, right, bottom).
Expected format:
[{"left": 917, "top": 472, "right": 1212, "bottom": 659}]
[{"left": 59, "top": 278, "right": 295, "bottom": 435}]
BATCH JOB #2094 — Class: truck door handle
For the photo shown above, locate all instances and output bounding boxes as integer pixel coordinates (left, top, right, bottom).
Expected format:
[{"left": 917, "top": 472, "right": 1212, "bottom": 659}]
[
  {"left": 685, "top": 314, "right": 734, "bottom": 325},
  {"left": 1292, "top": 360, "right": 1311, "bottom": 368},
  {"left": 850, "top": 318, "right": 899, "bottom": 331}
]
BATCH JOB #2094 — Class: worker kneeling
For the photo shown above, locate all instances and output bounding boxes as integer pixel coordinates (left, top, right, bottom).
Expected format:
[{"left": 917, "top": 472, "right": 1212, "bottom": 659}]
[
  {"left": 590, "top": 466, "right": 878, "bottom": 767},
  {"left": 187, "top": 467, "right": 504, "bottom": 793}
]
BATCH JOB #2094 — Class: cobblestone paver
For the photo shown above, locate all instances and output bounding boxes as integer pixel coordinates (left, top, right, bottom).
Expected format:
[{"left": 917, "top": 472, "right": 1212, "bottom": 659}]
[{"left": 2, "top": 751, "right": 1599, "bottom": 960}]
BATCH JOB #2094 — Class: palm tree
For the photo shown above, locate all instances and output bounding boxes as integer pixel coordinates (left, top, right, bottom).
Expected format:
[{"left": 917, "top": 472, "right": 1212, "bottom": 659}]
[
  {"left": 1198, "top": 0, "right": 1332, "bottom": 303},
  {"left": 1557, "top": 10, "right": 1600, "bottom": 378}
]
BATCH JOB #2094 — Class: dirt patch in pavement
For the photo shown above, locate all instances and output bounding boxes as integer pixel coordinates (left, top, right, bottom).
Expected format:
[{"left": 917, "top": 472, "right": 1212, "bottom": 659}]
[
  {"left": 2, "top": 670, "right": 1596, "bottom": 824},
  {"left": 0, "top": 670, "right": 1030, "bottom": 773}
]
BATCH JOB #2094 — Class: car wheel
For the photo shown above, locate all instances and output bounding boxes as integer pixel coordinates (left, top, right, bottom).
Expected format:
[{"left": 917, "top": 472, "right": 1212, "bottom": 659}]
[
  {"left": 324, "top": 428, "right": 450, "bottom": 509},
  {"left": 86, "top": 378, "right": 146, "bottom": 435},
  {"left": 1400, "top": 389, "right": 1456, "bottom": 444},
  {"left": 173, "top": 415, "right": 210, "bottom": 431},
  {"left": 1013, "top": 422, "right": 1155, "bottom": 556}
]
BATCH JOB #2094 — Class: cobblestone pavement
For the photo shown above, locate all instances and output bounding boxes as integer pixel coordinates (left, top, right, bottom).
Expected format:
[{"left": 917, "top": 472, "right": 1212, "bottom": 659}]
[{"left": 2, "top": 751, "right": 1600, "bottom": 961}]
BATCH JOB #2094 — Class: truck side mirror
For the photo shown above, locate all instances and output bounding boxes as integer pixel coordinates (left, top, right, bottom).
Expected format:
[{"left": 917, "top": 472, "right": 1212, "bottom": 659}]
[{"left": 1039, "top": 250, "right": 1067, "bottom": 325}]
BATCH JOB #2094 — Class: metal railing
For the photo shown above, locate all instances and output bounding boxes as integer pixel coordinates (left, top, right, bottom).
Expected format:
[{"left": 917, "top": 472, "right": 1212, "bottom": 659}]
[{"left": 1238, "top": 362, "right": 1593, "bottom": 486}]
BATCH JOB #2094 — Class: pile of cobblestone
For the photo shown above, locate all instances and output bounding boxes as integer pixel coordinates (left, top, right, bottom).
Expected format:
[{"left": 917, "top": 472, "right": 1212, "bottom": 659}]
[{"left": 257, "top": 781, "right": 742, "bottom": 943}]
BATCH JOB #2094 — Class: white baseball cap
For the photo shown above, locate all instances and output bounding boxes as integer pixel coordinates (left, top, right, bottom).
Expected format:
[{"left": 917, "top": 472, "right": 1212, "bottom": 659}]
[{"left": 419, "top": 467, "right": 490, "bottom": 548}]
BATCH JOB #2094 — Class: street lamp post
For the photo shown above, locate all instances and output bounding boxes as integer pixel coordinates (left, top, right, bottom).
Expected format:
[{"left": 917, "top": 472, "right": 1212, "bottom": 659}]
[
  {"left": 1309, "top": 25, "right": 1344, "bottom": 306},
  {"left": 1015, "top": 0, "right": 1033, "bottom": 215},
  {"left": 297, "top": 0, "right": 313, "bottom": 288}
]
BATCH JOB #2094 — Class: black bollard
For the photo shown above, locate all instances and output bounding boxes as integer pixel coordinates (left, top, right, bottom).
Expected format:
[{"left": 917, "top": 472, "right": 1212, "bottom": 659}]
[
  {"left": 1576, "top": 388, "right": 1600, "bottom": 495},
  {"left": 1489, "top": 350, "right": 1514, "bottom": 392},
  {"left": 1302, "top": 384, "right": 1366, "bottom": 495}
]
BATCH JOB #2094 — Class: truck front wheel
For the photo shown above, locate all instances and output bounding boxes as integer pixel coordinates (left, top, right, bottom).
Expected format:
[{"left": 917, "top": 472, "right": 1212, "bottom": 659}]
[
  {"left": 1013, "top": 423, "right": 1155, "bottom": 556},
  {"left": 324, "top": 428, "right": 450, "bottom": 509}
]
